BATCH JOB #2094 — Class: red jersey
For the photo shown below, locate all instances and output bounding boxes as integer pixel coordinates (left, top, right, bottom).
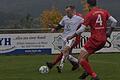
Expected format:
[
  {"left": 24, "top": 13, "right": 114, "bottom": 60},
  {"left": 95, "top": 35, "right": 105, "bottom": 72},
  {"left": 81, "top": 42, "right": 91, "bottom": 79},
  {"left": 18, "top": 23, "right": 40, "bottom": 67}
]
[
  {"left": 76, "top": 12, "right": 83, "bottom": 17},
  {"left": 83, "top": 7, "right": 110, "bottom": 41}
]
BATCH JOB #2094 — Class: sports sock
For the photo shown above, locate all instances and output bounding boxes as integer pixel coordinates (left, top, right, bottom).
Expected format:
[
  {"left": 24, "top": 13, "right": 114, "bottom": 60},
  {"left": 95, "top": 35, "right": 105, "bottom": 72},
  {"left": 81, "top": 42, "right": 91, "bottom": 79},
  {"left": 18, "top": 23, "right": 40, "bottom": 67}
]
[
  {"left": 80, "top": 59, "right": 97, "bottom": 78},
  {"left": 68, "top": 55, "right": 78, "bottom": 63},
  {"left": 52, "top": 52, "right": 63, "bottom": 65},
  {"left": 59, "top": 55, "right": 65, "bottom": 69}
]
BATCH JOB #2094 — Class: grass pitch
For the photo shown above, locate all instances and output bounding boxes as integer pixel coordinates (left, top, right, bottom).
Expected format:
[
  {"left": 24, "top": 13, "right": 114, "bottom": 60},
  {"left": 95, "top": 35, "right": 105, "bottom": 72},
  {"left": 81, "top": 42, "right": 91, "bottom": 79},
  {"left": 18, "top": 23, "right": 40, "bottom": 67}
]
[{"left": 0, "top": 53, "right": 120, "bottom": 80}]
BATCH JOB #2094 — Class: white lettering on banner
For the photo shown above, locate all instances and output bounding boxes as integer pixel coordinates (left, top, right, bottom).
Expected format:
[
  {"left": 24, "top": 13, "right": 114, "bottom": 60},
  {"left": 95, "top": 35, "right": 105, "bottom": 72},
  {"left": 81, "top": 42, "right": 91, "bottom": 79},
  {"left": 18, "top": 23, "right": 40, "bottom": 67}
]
[{"left": 0, "top": 32, "right": 120, "bottom": 54}]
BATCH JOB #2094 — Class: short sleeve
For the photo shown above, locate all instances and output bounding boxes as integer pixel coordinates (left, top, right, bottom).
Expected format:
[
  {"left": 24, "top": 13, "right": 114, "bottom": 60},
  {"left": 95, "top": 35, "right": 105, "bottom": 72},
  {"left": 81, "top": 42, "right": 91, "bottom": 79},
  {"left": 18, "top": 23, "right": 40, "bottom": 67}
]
[
  {"left": 59, "top": 17, "right": 65, "bottom": 26},
  {"left": 105, "top": 10, "right": 111, "bottom": 20}
]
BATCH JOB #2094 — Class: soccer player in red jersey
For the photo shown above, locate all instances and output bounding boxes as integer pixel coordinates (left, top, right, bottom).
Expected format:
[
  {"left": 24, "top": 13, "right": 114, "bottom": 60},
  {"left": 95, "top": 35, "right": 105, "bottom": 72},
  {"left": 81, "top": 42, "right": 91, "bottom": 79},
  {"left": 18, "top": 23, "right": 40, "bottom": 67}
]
[{"left": 66, "top": 0, "right": 117, "bottom": 80}]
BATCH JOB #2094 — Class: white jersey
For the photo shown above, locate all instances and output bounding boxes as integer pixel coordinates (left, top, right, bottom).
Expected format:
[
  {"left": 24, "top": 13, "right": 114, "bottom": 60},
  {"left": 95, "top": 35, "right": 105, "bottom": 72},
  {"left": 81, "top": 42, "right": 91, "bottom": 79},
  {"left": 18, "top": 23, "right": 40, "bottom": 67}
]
[{"left": 59, "top": 15, "right": 84, "bottom": 39}]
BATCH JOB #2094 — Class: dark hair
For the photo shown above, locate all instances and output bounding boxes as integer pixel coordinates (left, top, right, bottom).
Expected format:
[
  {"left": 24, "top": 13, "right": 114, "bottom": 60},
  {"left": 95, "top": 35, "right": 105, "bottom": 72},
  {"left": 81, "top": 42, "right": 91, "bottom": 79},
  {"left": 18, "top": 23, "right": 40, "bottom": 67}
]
[
  {"left": 65, "top": 5, "right": 75, "bottom": 10},
  {"left": 87, "top": 0, "right": 96, "bottom": 6}
]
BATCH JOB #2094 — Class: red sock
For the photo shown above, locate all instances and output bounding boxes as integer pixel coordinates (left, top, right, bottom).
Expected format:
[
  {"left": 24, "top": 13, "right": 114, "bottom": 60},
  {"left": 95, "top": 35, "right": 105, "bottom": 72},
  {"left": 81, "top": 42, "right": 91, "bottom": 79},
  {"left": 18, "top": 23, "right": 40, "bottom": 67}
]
[
  {"left": 80, "top": 60, "right": 97, "bottom": 78},
  {"left": 52, "top": 52, "right": 63, "bottom": 65}
]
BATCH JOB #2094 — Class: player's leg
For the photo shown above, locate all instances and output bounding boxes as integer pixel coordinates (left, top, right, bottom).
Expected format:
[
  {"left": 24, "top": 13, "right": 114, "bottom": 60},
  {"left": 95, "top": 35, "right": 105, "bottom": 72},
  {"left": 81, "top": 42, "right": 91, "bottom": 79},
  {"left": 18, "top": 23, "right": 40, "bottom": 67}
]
[
  {"left": 68, "top": 36, "right": 81, "bottom": 71},
  {"left": 46, "top": 52, "right": 63, "bottom": 69},
  {"left": 68, "top": 55, "right": 79, "bottom": 71},
  {"left": 57, "top": 46, "right": 70, "bottom": 72},
  {"left": 56, "top": 49, "right": 79, "bottom": 72},
  {"left": 57, "top": 38, "right": 76, "bottom": 72},
  {"left": 47, "top": 36, "right": 72, "bottom": 70},
  {"left": 47, "top": 37, "right": 80, "bottom": 72},
  {"left": 79, "top": 40, "right": 101, "bottom": 80},
  {"left": 79, "top": 48, "right": 100, "bottom": 80},
  {"left": 46, "top": 49, "right": 79, "bottom": 70},
  {"left": 55, "top": 48, "right": 79, "bottom": 72},
  {"left": 62, "top": 37, "right": 81, "bottom": 70},
  {"left": 46, "top": 52, "right": 78, "bottom": 71},
  {"left": 79, "top": 48, "right": 96, "bottom": 79},
  {"left": 89, "top": 42, "right": 105, "bottom": 80}
]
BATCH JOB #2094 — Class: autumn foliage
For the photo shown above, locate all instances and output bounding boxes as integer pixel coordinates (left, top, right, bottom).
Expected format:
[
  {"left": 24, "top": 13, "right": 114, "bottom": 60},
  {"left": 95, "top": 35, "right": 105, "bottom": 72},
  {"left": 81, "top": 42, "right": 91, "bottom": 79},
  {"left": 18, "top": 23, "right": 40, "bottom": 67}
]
[{"left": 40, "top": 8, "right": 63, "bottom": 29}]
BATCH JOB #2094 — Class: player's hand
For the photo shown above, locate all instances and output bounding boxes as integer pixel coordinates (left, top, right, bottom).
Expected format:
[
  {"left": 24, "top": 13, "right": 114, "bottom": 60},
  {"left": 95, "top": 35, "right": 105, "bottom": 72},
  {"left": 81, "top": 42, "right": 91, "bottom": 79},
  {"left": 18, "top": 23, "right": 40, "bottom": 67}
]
[
  {"left": 106, "top": 31, "right": 111, "bottom": 38},
  {"left": 48, "top": 24, "right": 56, "bottom": 33},
  {"left": 106, "top": 27, "right": 114, "bottom": 38},
  {"left": 51, "top": 28, "right": 56, "bottom": 33},
  {"left": 106, "top": 33, "right": 110, "bottom": 38}
]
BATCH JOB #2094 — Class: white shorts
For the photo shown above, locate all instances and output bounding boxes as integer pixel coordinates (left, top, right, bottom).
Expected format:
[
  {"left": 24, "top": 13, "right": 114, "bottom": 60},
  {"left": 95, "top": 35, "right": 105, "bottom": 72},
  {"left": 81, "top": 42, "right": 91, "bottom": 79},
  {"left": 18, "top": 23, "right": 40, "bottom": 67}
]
[{"left": 61, "top": 37, "right": 76, "bottom": 51}]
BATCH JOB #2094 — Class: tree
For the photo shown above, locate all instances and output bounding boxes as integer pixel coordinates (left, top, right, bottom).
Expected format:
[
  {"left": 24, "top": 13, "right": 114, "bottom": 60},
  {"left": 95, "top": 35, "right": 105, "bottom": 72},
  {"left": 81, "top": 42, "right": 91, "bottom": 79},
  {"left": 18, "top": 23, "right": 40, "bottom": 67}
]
[{"left": 40, "top": 8, "right": 63, "bottom": 29}]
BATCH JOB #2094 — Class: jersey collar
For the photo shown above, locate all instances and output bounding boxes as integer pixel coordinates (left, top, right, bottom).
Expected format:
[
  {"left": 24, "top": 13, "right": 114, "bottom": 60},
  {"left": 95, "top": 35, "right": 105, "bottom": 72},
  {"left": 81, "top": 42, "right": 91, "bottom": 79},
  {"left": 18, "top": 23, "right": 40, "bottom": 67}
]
[{"left": 66, "top": 15, "right": 76, "bottom": 19}]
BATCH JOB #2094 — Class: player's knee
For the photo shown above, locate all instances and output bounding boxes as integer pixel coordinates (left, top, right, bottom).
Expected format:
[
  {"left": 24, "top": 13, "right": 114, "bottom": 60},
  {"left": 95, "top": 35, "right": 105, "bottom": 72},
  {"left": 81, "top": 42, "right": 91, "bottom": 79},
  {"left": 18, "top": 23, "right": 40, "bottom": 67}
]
[
  {"left": 79, "top": 48, "right": 89, "bottom": 61},
  {"left": 63, "top": 46, "right": 70, "bottom": 54},
  {"left": 80, "top": 47, "right": 88, "bottom": 53}
]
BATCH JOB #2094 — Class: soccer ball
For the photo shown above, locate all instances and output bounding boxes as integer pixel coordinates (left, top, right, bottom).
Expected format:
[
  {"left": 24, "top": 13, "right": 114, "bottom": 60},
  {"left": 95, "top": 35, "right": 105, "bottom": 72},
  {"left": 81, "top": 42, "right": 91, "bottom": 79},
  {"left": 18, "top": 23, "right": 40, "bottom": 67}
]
[{"left": 39, "top": 66, "right": 49, "bottom": 74}]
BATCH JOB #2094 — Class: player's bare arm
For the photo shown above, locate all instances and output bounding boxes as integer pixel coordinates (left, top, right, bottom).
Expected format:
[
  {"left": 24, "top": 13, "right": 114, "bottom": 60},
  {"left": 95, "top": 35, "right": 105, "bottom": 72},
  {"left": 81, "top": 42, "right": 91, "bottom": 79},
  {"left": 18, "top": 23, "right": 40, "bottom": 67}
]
[
  {"left": 66, "top": 24, "right": 86, "bottom": 41},
  {"left": 106, "top": 16, "right": 118, "bottom": 37},
  {"left": 51, "top": 24, "right": 63, "bottom": 32}
]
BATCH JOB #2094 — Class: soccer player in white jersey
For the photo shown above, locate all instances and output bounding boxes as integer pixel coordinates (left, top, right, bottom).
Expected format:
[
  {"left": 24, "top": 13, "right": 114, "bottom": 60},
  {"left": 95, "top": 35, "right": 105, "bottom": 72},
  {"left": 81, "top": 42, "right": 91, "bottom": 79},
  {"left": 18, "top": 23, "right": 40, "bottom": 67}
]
[{"left": 46, "top": 5, "right": 84, "bottom": 73}]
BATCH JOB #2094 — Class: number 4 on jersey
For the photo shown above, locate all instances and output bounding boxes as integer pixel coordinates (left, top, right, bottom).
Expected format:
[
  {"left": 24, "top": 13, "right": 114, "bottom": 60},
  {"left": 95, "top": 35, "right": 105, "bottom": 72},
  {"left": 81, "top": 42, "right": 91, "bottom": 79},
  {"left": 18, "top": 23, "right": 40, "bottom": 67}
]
[{"left": 96, "top": 14, "right": 103, "bottom": 26}]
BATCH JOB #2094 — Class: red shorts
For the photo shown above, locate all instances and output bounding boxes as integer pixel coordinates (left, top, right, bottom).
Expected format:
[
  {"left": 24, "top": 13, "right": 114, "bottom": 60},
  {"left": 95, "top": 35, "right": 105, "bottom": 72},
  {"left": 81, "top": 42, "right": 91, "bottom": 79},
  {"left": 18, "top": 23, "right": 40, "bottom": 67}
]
[{"left": 84, "top": 37, "right": 106, "bottom": 54}]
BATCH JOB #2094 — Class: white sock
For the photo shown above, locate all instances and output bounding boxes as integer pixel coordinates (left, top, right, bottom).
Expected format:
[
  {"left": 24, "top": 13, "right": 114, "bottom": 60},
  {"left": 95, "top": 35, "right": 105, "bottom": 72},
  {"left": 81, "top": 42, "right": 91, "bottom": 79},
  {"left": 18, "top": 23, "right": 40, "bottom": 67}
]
[
  {"left": 59, "top": 55, "right": 65, "bottom": 69},
  {"left": 68, "top": 55, "right": 78, "bottom": 63}
]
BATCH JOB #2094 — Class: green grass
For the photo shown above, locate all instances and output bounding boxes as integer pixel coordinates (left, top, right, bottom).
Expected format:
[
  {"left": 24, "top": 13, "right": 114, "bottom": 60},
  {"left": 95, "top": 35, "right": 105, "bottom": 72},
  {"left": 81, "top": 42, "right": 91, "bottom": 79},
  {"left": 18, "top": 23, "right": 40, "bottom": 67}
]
[{"left": 0, "top": 54, "right": 120, "bottom": 80}]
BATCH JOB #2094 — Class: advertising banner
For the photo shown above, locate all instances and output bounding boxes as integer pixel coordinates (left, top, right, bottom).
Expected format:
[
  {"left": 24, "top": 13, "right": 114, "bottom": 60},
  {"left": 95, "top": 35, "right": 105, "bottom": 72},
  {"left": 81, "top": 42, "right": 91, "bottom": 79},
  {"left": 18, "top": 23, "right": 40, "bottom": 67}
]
[
  {"left": 0, "top": 32, "right": 120, "bottom": 55},
  {"left": 0, "top": 33, "right": 53, "bottom": 54}
]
